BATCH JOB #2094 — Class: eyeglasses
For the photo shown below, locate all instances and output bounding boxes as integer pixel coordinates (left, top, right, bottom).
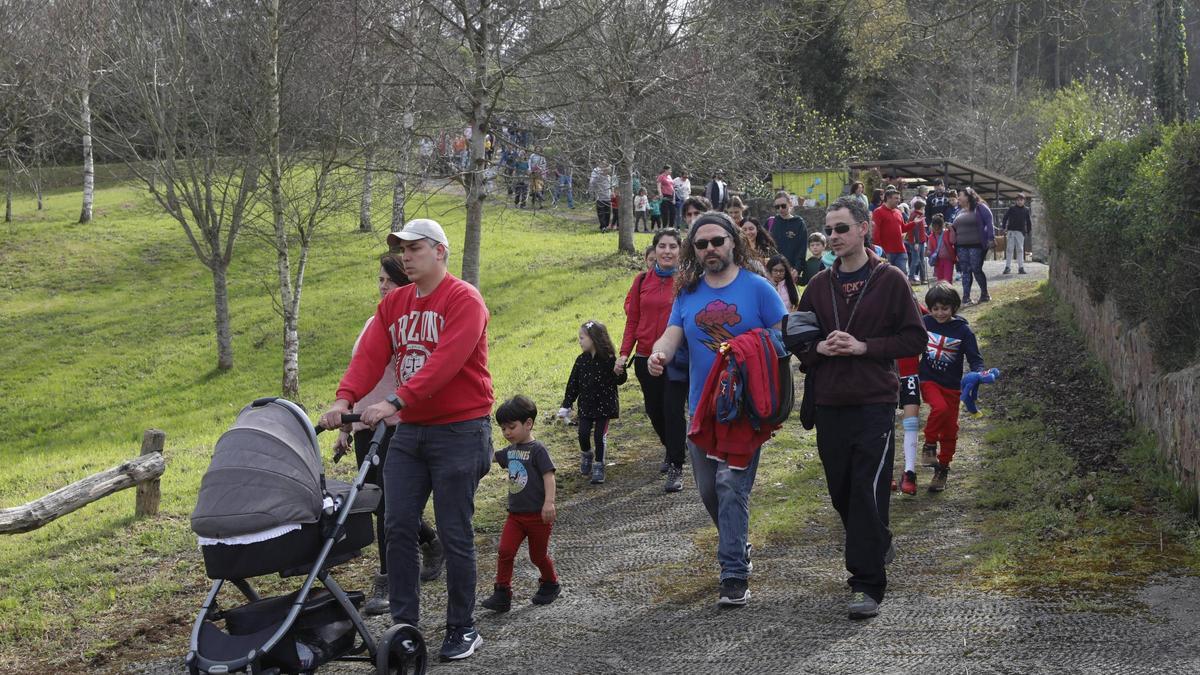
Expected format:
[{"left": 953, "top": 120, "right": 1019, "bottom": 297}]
[
  {"left": 824, "top": 223, "right": 851, "bottom": 235},
  {"left": 774, "top": 203, "right": 788, "bottom": 210},
  {"left": 692, "top": 235, "right": 728, "bottom": 250}
]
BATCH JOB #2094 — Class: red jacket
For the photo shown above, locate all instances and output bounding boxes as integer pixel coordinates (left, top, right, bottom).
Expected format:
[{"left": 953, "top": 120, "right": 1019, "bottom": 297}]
[
  {"left": 336, "top": 273, "right": 494, "bottom": 425},
  {"left": 620, "top": 271, "right": 675, "bottom": 357},
  {"left": 904, "top": 214, "right": 927, "bottom": 244},
  {"left": 688, "top": 329, "right": 779, "bottom": 469},
  {"left": 872, "top": 206, "right": 906, "bottom": 254}
]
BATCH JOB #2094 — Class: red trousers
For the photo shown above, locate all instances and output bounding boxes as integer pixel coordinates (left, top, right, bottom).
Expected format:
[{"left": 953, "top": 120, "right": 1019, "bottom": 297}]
[
  {"left": 920, "top": 381, "right": 960, "bottom": 466},
  {"left": 495, "top": 511, "right": 558, "bottom": 587}
]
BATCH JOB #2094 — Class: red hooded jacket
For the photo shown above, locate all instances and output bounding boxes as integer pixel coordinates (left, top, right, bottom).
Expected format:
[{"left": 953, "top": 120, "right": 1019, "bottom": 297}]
[
  {"left": 688, "top": 329, "right": 780, "bottom": 469},
  {"left": 620, "top": 271, "right": 676, "bottom": 358}
]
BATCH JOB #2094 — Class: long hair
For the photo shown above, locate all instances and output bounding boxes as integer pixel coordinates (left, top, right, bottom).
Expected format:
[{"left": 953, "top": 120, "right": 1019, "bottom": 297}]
[
  {"left": 581, "top": 319, "right": 617, "bottom": 361},
  {"left": 962, "top": 187, "right": 980, "bottom": 211},
  {"left": 379, "top": 253, "right": 410, "bottom": 286},
  {"left": 743, "top": 217, "right": 778, "bottom": 256},
  {"left": 766, "top": 254, "right": 800, "bottom": 308},
  {"left": 675, "top": 211, "right": 754, "bottom": 296}
]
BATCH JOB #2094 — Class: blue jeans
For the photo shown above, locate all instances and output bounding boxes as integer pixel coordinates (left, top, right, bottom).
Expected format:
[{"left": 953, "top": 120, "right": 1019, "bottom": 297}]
[
  {"left": 885, "top": 252, "right": 908, "bottom": 272},
  {"left": 688, "top": 441, "right": 761, "bottom": 580},
  {"left": 906, "top": 242, "right": 925, "bottom": 281},
  {"left": 675, "top": 195, "right": 686, "bottom": 224},
  {"left": 556, "top": 176, "right": 574, "bottom": 208},
  {"left": 957, "top": 246, "right": 988, "bottom": 301},
  {"left": 383, "top": 417, "right": 493, "bottom": 628}
]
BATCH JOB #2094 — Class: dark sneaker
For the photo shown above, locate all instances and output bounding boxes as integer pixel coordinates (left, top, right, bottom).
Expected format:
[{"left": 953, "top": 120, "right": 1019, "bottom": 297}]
[
  {"left": 921, "top": 443, "right": 939, "bottom": 467},
  {"left": 1018, "top": 268, "right": 1028, "bottom": 274},
  {"left": 420, "top": 537, "right": 445, "bottom": 582},
  {"left": 530, "top": 581, "right": 561, "bottom": 605},
  {"left": 590, "top": 461, "right": 605, "bottom": 484},
  {"left": 480, "top": 584, "right": 511, "bottom": 613},
  {"left": 660, "top": 460, "right": 669, "bottom": 474},
  {"left": 848, "top": 591, "right": 879, "bottom": 619},
  {"left": 1002, "top": 267, "right": 1011, "bottom": 275},
  {"left": 979, "top": 296, "right": 991, "bottom": 303},
  {"left": 929, "top": 464, "right": 949, "bottom": 492},
  {"left": 717, "top": 578, "right": 750, "bottom": 607},
  {"left": 899, "top": 470, "right": 917, "bottom": 496},
  {"left": 439, "top": 625, "right": 482, "bottom": 661},
  {"left": 362, "top": 572, "right": 389, "bottom": 616},
  {"left": 664, "top": 465, "right": 683, "bottom": 493},
  {"left": 580, "top": 452, "right": 592, "bottom": 477}
]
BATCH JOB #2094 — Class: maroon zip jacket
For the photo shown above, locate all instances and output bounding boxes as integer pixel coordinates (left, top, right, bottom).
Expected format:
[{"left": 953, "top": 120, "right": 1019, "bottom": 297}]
[{"left": 795, "top": 251, "right": 926, "bottom": 406}]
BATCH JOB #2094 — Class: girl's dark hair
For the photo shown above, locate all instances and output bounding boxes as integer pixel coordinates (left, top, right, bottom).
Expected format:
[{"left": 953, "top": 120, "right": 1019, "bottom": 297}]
[
  {"left": 870, "top": 188, "right": 883, "bottom": 205},
  {"left": 925, "top": 281, "right": 961, "bottom": 312},
  {"left": 643, "top": 244, "right": 656, "bottom": 258},
  {"left": 379, "top": 253, "right": 410, "bottom": 286},
  {"left": 495, "top": 395, "right": 538, "bottom": 425},
  {"left": 742, "top": 217, "right": 778, "bottom": 255},
  {"left": 851, "top": 181, "right": 864, "bottom": 194},
  {"left": 581, "top": 319, "right": 617, "bottom": 360},
  {"left": 652, "top": 228, "right": 681, "bottom": 247},
  {"left": 930, "top": 213, "right": 945, "bottom": 228},
  {"left": 766, "top": 254, "right": 800, "bottom": 307},
  {"left": 962, "top": 187, "right": 980, "bottom": 211}
]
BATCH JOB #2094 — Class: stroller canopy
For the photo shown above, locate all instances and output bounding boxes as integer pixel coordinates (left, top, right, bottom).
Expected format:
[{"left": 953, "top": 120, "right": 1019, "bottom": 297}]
[{"left": 192, "top": 399, "right": 324, "bottom": 539}]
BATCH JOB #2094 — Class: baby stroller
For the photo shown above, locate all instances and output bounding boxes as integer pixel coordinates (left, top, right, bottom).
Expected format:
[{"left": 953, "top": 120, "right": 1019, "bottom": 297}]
[{"left": 185, "top": 397, "right": 426, "bottom": 674}]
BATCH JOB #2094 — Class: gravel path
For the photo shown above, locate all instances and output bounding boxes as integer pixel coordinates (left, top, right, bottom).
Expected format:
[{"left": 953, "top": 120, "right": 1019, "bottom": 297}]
[{"left": 125, "top": 263, "right": 1200, "bottom": 675}]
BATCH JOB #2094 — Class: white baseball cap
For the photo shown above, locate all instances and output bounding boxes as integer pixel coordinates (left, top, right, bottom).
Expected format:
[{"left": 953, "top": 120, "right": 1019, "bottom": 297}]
[{"left": 387, "top": 218, "right": 450, "bottom": 250}]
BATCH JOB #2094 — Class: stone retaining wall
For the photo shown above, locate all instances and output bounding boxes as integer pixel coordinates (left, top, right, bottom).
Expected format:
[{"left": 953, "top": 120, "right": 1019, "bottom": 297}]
[{"left": 1050, "top": 250, "right": 1200, "bottom": 509}]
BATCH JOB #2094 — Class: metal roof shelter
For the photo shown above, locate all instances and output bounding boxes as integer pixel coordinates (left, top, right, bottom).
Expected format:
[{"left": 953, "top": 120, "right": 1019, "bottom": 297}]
[{"left": 847, "top": 158, "right": 1036, "bottom": 202}]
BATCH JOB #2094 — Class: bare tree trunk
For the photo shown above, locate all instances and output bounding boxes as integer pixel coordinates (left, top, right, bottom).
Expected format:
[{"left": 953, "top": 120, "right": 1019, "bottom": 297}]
[
  {"left": 4, "top": 150, "right": 11, "bottom": 223},
  {"left": 616, "top": 129, "right": 636, "bottom": 253},
  {"left": 462, "top": 106, "right": 486, "bottom": 286},
  {"left": 392, "top": 168, "right": 406, "bottom": 230},
  {"left": 360, "top": 144, "right": 374, "bottom": 232},
  {"left": 213, "top": 263, "right": 234, "bottom": 370},
  {"left": 79, "top": 71, "right": 94, "bottom": 224},
  {"left": 267, "top": 0, "right": 299, "bottom": 398}
]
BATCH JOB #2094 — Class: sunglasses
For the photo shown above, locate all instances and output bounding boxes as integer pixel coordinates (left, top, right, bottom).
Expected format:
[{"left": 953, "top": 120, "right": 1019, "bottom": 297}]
[
  {"left": 774, "top": 203, "right": 788, "bottom": 210},
  {"left": 692, "top": 235, "right": 728, "bottom": 250},
  {"left": 824, "top": 223, "right": 852, "bottom": 235}
]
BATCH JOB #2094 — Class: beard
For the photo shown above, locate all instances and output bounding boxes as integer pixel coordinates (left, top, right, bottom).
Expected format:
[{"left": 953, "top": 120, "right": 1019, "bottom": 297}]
[{"left": 702, "top": 252, "right": 731, "bottom": 273}]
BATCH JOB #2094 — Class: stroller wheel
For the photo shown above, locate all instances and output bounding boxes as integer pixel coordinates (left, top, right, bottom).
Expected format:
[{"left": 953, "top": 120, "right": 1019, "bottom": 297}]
[{"left": 375, "top": 623, "right": 427, "bottom": 675}]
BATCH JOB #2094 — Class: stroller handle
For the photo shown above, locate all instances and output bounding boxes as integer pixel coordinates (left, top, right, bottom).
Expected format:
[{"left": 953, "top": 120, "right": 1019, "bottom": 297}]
[{"left": 314, "top": 413, "right": 362, "bottom": 435}]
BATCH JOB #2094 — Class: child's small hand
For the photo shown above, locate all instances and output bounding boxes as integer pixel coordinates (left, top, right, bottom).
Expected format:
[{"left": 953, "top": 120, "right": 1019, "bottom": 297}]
[
  {"left": 556, "top": 407, "right": 571, "bottom": 422},
  {"left": 541, "top": 502, "right": 556, "bottom": 524}
]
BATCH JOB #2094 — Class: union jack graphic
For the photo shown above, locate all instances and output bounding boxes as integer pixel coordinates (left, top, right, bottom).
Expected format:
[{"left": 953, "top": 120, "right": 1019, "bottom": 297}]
[{"left": 926, "top": 331, "right": 961, "bottom": 365}]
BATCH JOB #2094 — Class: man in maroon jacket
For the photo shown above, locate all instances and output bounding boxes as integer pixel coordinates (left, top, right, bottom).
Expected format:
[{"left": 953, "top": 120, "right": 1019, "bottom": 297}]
[
  {"left": 320, "top": 219, "right": 494, "bottom": 662},
  {"left": 796, "top": 196, "right": 926, "bottom": 620}
]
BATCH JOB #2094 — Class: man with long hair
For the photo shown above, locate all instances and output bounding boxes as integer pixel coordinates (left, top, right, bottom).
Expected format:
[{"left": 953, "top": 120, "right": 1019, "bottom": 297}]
[{"left": 648, "top": 212, "right": 787, "bottom": 608}]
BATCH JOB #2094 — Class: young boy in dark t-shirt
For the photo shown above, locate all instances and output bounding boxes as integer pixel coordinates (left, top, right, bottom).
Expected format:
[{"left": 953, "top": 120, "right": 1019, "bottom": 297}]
[{"left": 481, "top": 396, "right": 560, "bottom": 612}]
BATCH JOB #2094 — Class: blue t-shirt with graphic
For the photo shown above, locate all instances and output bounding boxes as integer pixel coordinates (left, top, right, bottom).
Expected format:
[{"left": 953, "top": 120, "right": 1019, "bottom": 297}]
[
  {"left": 494, "top": 441, "right": 555, "bottom": 513},
  {"left": 669, "top": 268, "right": 788, "bottom": 414}
]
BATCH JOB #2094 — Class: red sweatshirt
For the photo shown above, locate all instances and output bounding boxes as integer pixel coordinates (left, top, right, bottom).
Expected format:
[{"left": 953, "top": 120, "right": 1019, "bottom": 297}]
[
  {"left": 871, "top": 206, "right": 906, "bottom": 254},
  {"left": 620, "top": 271, "right": 676, "bottom": 358},
  {"left": 335, "top": 273, "right": 494, "bottom": 425}
]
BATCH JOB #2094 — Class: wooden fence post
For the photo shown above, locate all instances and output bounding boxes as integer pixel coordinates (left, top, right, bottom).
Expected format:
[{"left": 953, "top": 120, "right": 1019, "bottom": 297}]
[{"left": 135, "top": 429, "right": 165, "bottom": 518}]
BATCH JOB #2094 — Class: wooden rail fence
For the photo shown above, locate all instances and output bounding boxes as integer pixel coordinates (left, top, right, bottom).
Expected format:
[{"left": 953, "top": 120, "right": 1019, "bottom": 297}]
[{"left": 0, "top": 429, "right": 166, "bottom": 534}]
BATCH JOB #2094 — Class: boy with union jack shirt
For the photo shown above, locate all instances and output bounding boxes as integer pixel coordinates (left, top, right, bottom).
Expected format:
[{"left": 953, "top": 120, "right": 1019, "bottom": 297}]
[{"left": 919, "top": 282, "right": 984, "bottom": 492}]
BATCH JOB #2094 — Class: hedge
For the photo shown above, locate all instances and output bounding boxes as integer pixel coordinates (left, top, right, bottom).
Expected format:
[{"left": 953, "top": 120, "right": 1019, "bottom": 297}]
[{"left": 1037, "top": 123, "right": 1200, "bottom": 370}]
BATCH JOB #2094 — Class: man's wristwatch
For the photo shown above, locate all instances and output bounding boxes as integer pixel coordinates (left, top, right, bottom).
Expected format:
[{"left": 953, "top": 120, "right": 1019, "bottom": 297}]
[{"left": 386, "top": 394, "right": 404, "bottom": 410}]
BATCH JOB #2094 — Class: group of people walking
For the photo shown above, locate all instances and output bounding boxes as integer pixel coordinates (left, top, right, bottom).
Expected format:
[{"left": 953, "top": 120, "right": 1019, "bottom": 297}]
[{"left": 316, "top": 175, "right": 998, "bottom": 660}]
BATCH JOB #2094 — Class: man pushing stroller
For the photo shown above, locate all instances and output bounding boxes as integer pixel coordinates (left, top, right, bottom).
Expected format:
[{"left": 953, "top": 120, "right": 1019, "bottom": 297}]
[{"left": 321, "top": 219, "right": 494, "bottom": 662}]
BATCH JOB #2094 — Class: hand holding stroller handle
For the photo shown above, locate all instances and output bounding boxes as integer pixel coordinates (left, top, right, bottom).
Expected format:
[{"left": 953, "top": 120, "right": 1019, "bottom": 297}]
[{"left": 315, "top": 413, "right": 362, "bottom": 434}]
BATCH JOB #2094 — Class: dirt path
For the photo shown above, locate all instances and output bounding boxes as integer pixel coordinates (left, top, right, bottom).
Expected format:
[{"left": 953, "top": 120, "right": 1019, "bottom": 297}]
[{"left": 126, "top": 267, "right": 1200, "bottom": 674}]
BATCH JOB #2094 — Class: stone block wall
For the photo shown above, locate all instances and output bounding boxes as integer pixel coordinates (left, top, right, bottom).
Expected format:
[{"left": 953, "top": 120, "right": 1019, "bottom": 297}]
[{"left": 1051, "top": 250, "right": 1200, "bottom": 508}]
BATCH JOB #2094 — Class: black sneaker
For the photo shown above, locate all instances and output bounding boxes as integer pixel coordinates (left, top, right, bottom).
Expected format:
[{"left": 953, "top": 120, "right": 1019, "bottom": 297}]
[
  {"left": 439, "top": 625, "right": 482, "bottom": 661},
  {"left": 580, "top": 452, "right": 592, "bottom": 477},
  {"left": 718, "top": 577, "right": 750, "bottom": 607},
  {"left": 590, "top": 460, "right": 605, "bottom": 484},
  {"left": 664, "top": 465, "right": 683, "bottom": 493},
  {"left": 420, "top": 537, "right": 444, "bottom": 582},
  {"left": 480, "top": 584, "right": 511, "bottom": 613},
  {"left": 660, "top": 460, "right": 670, "bottom": 474},
  {"left": 362, "top": 572, "right": 389, "bottom": 616},
  {"left": 530, "top": 581, "right": 561, "bottom": 605}
]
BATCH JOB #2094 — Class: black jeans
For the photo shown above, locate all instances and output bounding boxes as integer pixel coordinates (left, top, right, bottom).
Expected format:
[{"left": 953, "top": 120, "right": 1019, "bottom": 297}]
[
  {"left": 578, "top": 417, "right": 610, "bottom": 462},
  {"left": 814, "top": 404, "right": 895, "bottom": 603},
  {"left": 664, "top": 378, "right": 689, "bottom": 467},
  {"left": 354, "top": 428, "right": 437, "bottom": 575},
  {"left": 596, "top": 200, "right": 611, "bottom": 230},
  {"left": 660, "top": 197, "right": 675, "bottom": 229},
  {"left": 632, "top": 356, "right": 667, "bottom": 447}
]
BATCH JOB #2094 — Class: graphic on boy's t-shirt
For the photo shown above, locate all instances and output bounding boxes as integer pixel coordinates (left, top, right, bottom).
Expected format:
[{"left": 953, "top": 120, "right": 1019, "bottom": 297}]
[
  {"left": 925, "top": 331, "right": 961, "bottom": 369},
  {"left": 694, "top": 300, "right": 742, "bottom": 351},
  {"left": 507, "top": 459, "right": 529, "bottom": 494}
]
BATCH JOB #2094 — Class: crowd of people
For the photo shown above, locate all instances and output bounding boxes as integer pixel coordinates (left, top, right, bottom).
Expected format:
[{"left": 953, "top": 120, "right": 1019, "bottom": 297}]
[{"left": 315, "top": 169, "right": 1013, "bottom": 660}]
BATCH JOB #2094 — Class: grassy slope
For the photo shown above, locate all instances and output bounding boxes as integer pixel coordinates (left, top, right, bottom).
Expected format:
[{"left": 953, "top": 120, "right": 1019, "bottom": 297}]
[{"left": 0, "top": 181, "right": 655, "bottom": 668}]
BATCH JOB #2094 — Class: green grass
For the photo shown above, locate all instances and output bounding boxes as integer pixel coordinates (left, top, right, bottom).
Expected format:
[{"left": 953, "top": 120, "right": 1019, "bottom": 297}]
[
  {"left": 0, "top": 177, "right": 661, "bottom": 670},
  {"left": 966, "top": 284, "right": 1200, "bottom": 596}
]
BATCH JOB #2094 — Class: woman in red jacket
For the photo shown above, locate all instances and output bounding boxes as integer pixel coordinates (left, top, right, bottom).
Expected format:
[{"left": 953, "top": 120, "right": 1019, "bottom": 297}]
[{"left": 617, "top": 228, "right": 682, "bottom": 481}]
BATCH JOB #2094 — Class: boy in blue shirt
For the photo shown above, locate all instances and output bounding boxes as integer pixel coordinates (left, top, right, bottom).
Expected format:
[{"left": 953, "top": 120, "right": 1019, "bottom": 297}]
[{"left": 919, "top": 282, "right": 984, "bottom": 492}]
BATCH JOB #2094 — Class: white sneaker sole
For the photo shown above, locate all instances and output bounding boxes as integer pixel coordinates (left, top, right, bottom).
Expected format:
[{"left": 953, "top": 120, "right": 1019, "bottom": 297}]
[{"left": 717, "top": 591, "right": 750, "bottom": 607}]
